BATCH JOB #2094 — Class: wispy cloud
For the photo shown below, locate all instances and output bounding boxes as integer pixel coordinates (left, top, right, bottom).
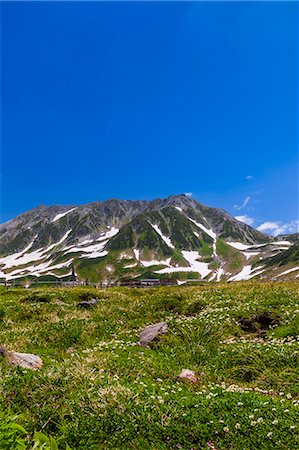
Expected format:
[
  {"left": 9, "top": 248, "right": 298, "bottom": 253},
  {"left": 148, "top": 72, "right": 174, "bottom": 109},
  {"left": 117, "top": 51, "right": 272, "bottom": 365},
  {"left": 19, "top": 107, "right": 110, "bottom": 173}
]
[
  {"left": 246, "top": 175, "right": 253, "bottom": 180},
  {"left": 257, "top": 220, "right": 299, "bottom": 237},
  {"left": 184, "top": 192, "right": 193, "bottom": 197},
  {"left": 235, "top": 215, "right": 255, "bottom": 226},
  {"left": 234, "top": 195, "right": 251, "bottom": 210}
]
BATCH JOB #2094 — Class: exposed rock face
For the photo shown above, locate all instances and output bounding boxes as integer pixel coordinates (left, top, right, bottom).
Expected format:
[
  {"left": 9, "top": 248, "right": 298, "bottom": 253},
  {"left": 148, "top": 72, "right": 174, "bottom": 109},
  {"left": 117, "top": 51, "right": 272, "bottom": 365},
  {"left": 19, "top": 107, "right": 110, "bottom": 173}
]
[
  {"left": 1, "top": 194, "right": 297, "bottom": 283},
  {"left": 77, "top": 298, "right": 99, "bottom": 309},
  {"left": 139, "top": 322, "right": 168, "bottom": 347},
  {"left": 178, "top": 369, "right": 198, "bottom": 383},
  {"left": 0, "top": 346, "right": 43, "bottom": 370}
]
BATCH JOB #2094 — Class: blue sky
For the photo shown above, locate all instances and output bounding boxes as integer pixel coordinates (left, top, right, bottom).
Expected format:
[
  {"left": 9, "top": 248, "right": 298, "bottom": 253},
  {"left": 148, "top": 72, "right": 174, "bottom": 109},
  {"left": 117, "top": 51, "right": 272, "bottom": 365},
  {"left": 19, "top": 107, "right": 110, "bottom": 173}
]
[{"left": 1, "top": 1, "right": 298, "bottom": 235}]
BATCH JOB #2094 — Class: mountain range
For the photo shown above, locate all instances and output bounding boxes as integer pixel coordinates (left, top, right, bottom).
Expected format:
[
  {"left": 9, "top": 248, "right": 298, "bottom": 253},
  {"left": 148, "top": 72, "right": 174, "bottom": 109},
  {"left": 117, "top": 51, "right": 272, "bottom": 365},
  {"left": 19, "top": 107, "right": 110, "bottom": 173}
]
[{"left": 0, "top": 195, "right": 298, "bottom": 283}]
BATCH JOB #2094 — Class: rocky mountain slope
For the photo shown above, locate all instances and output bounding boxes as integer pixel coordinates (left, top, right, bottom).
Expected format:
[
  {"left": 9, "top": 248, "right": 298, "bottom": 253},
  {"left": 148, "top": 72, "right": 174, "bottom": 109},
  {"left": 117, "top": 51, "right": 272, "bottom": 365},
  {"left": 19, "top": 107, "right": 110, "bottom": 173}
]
[{"left": 0, "top": 195, "right": 298, "bottom": 283}]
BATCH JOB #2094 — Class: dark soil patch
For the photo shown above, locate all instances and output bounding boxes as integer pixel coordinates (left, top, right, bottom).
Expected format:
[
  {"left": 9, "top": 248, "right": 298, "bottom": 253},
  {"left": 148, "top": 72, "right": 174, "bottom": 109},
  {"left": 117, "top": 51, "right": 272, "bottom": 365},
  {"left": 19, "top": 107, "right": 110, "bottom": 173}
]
[{"left": 238, "top": 312, "right": 280, "bottom": 334}]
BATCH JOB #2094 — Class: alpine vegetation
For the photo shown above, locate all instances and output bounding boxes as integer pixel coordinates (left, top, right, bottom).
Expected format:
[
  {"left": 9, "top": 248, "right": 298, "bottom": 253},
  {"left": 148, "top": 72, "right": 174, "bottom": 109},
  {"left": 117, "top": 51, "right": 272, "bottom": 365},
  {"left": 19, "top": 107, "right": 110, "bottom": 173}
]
[
  {"left": 0, "top": 195, "right": 298, "bottom": 285},
  {"left": 0, "top": 283, "right": 298, "bottom": 449}
]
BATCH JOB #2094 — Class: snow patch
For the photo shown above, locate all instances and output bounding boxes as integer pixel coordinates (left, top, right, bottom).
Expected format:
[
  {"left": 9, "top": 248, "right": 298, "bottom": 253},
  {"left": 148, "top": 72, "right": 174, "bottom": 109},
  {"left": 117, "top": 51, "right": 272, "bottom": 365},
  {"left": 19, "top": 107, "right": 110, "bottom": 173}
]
[
  {"left": 188, "top": 217, "right": 218, "bottom": 258},
  {"left": 141, "top": 258, "right": 171, "bottom": 267},
  {"left": 96, "top": 227, "right": 119, "bottom": 241},
  {"left": 46, "top": 230, "right": 72, "bottom": 252},
  {"left": 227, "top": 242, "right": 252, "bottom": 250},
  {"left": 228, "top": 265, "right": 264, "bottom": 281},
  {"left": 242, "top": 251, "right": 260, "bottom": 260},
  {"left": 133, "top": 249, "right": 140, "bottom": 261},
  {"left": 216, "top": 268, "right": 224, "bottom": 282},
  {"left": 155, "top": 251, "right": 211, "bottom": 279},
  {"left": 52, "top": 208, "right": 77, "bottom": 222},
  {"left": 151, "top": 224, "right": 175, "bottom": 249},
  {"left": 189, "top": 218, "right": 216, "bottom": 241},
  {"left": 2, "top": 258, "right": 74, "bottom": 281},
  {"left": 83, "top": 250, "right": 108, "bottom": 259},
  {"left": 277, "top": 266, "right": 299, "bottom": 277}
]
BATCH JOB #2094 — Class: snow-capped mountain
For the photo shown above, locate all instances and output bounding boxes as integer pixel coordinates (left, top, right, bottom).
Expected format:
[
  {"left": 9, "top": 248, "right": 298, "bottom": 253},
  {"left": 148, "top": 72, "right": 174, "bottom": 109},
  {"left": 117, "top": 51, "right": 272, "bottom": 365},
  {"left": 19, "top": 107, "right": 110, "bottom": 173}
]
[{"left": 0, "top": 195, "right": 298, "bottom": 283}]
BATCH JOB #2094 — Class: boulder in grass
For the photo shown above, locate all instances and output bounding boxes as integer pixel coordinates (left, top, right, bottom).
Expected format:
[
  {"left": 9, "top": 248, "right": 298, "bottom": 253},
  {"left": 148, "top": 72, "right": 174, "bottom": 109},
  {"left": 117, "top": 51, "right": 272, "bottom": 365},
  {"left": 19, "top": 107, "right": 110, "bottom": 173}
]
[
  {"left": 77, "top": 298, "right": 99, "bottom": 309},
  {"left": 0, "top": 346, "right": 42, "bottom": 370},
  {"left": 178, "top": 369, "right": 198, "bottom": 383},
  {"left": 139, "top": 322, "right": 168, "bottom": 347}
]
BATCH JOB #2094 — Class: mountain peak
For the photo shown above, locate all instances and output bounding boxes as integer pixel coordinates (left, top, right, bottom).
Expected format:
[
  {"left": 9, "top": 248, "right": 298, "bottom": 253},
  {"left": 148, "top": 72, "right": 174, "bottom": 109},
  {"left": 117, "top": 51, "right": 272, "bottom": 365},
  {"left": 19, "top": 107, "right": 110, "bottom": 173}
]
[{"left": 0, "top": 195, "right": 297, "bottom": 283}]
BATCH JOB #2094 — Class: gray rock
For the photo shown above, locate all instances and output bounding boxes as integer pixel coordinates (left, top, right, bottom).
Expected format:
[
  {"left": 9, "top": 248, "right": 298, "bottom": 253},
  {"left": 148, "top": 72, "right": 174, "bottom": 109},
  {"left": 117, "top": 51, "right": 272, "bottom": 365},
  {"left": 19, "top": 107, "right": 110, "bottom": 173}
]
[
  {"left": 139, "top": 322, "right": 168, "bottom": 347},
  {"left": 178, "top": 369, "right": 198, "bottom": 383},
  {"left": 66, "top": 346, "right": 75, "bottom": 354},
  {"left": 77, "top": 298, "right": 99, "bottom": 309},
  {"left": 0, "top": 346, "right": 43, "bottom": 370}
]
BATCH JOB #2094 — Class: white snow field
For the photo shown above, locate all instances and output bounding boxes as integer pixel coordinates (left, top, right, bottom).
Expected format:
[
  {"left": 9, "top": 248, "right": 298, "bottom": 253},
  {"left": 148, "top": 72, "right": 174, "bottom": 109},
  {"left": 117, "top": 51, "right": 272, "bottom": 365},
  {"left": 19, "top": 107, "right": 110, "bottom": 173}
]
[
  {"left": 0, "top": 230, "right": 72, "bottom": 273},
  {"left": 64, "top": 227, "right": 119, "bottom": 259},
  {"left": 227, "top": 242, "right": 252, "bottom": 251},
  {"left": 150, "top": 224, "right": 175, "bottom": 249},
  {"left": 277, "top": 266, "right": 299, "bottom": 277},
  {"left": 188, "top": 217, "right": 216, "bottom": 241},
  {"left": 52, "top": 208, "right": 77, "bottom": 222},
  {"left": 242, "top": 251, "right": 260, "bottom": 260},
  {"left": 141, "top": 258, "right": 172, "bottom": 267},
  {"left": 133, "top": 249, "right": 140, "bottom": 261},
  {"left": 228, "top": 265, "right": 265, "bottom": 282},
  {"left": 188, "top": 217, "right": 218, "bottom": 259},
  {"left": 155, "top": 251, "right": 211, "bottom": 279},
  {"left": 96, "top": 227, "right": 119, "bottom": 241}
]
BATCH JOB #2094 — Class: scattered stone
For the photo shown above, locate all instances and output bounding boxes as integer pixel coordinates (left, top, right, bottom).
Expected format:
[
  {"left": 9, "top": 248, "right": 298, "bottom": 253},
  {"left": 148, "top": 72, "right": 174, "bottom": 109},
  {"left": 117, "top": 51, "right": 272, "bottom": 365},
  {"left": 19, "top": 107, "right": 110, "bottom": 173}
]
[
  {"left": 178, "top": 369, "right": 198, "bottom": 383},
  {"left": 139, "top": 322, "right": 168, "bottom": 347},
  {"left": 77, "top": 298, "right": 99, "bottom": 309},
  {"left": 66, "top": 347, "right": 75, "bottom": 354},
  {"left": 0, "top": 346, "right": 42, "bottom": 370}
]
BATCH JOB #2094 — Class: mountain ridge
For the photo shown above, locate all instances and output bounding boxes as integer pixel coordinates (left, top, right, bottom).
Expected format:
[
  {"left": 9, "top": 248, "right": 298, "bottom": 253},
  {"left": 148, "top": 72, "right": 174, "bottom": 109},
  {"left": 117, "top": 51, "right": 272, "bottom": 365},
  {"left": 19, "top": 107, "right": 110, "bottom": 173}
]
[{"left": 0, "top": 195, "right": 298, "bottom": 283}]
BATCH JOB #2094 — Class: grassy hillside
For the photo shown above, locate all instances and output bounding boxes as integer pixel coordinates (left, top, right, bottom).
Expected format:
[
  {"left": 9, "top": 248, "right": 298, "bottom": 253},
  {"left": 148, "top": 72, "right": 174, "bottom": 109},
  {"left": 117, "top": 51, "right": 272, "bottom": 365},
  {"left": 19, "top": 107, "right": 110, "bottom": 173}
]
[{"left": 0, "top": 283, "right": 298, "bottom": 449}]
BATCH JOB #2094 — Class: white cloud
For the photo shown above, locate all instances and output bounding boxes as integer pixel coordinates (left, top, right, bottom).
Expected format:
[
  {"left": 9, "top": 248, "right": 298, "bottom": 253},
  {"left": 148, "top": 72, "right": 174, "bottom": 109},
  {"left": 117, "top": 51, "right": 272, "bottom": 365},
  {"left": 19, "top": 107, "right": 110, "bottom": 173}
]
[
  {"left": 257, "top": 220, "right": 299, "bottom": 237},
  {"left": 256, "top": 221, "right": 280, "bottom": 233},
  {"left": 234, "top": 195, "right": 251, "bottom": 210},
  {"left": 246, "top": 175, "right": 253, "bottom": 180},
  {"left": 235, "top": 215, "right": 255, "bottom": 226},
  {"left": 184, "top": 192, "right": 193, "bottom": 197}
]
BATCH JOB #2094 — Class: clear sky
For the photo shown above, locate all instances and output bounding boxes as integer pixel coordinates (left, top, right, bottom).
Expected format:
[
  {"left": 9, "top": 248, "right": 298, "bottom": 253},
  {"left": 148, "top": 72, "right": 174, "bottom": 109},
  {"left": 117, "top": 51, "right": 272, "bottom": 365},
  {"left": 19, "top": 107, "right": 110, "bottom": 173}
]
[{"left": 1, "top": 1, "right": 298, "bottom": 235}]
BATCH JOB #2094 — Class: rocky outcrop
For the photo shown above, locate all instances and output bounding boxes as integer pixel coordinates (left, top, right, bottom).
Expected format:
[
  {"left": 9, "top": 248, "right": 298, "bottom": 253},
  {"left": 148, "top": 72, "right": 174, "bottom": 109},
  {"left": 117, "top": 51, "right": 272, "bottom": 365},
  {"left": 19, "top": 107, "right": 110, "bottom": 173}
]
[
  {"left": 139, "top": 322, "right": 168, "bottom": 347},
  {"left": 178, "top": 369, "right": 198, "bottom": 383},
  {"left": 77, "top": 298, "right": 99, "bottom": 309},
  {"left": 0, "top": 346, "right": 42, "bottom": 370}
]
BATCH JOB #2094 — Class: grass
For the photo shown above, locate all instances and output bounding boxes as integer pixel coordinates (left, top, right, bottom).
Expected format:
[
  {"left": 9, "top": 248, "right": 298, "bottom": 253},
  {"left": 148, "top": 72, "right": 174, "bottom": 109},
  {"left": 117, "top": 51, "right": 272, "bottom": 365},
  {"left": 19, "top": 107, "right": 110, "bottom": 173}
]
[
  {"left": 0, "top": 282, "right": 298, "bottom": 449},
  {"left": 216, "top": 239, "right": 243, "bottom": 272}
]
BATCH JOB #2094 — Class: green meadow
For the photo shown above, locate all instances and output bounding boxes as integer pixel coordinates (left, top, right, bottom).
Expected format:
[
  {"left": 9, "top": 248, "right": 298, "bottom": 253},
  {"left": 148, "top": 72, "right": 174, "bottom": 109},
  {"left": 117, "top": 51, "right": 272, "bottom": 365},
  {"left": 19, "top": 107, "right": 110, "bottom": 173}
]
[{"left": 0, "top": 282, "right": 298, "bottom": 449}]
